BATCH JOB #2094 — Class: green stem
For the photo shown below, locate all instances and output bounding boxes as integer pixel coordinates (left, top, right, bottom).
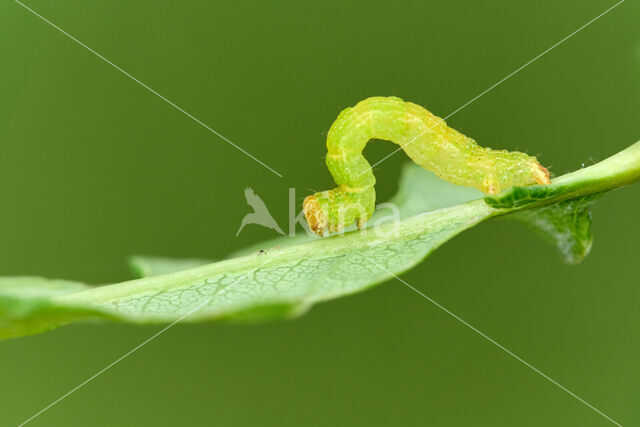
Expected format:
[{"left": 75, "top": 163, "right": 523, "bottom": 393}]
[
  {"left": 552, "top": 140, "right": 640, "bottom": 193},
  {"left": 486, "top": 140, "right": 640, "bottom": 208}
]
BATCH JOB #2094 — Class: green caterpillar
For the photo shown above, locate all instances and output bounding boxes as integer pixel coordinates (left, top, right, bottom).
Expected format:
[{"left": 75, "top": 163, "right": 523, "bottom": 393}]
[{"left": 304, "top": 96, "right": 550, "bottom": 236}]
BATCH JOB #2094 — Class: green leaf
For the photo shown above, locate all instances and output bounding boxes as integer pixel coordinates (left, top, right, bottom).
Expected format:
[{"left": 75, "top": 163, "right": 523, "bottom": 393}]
[
  {"left": 0, "top": 166, "right": 492, "bottom": 336},
  {"left": 0, "top": 141, "right": 639, "bottom": 339},
  {"left": 0, "top": 277, "right": 102, "bottom": 339},
  {"left": 57, "top": 199, "right": 493, "bottom": 323},
  {"left": 509, "top": 194, "right": 602, "bottom": 264},
  {"left": 129, "top": 255, "right": 214, "bottom": 278}
]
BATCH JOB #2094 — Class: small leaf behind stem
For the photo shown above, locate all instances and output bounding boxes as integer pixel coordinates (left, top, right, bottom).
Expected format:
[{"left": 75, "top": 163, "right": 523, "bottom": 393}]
[{"left": 508, "top": 194, "right": 603, "bottom": 264}]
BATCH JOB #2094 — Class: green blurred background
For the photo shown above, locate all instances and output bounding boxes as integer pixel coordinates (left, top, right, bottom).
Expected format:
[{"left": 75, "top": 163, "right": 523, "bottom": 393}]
[{"left": 1, "top": 0, "right": 638, "bottom": 425}]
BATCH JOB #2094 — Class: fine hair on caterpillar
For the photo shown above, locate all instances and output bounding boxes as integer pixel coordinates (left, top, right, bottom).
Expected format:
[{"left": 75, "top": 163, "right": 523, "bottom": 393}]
[{"left": 304, "top": 96, "right": 551, "bottom": 236}]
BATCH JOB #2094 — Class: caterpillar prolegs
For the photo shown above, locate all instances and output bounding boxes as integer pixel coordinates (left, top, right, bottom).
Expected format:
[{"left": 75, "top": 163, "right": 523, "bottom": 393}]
[{"left": 303, "top": 96, "right": 550, "bottom": 236}]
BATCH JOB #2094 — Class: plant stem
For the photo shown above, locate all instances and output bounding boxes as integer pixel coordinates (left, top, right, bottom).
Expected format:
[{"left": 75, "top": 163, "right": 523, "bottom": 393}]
[{"left": 486, "top": 140, "right": 640, "bottom": 208}]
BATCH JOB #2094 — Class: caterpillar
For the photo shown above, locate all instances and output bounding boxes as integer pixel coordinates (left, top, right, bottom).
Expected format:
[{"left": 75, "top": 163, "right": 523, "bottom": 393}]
[{"left": 303, "top": 96, "right": 550, "bottom": 236}]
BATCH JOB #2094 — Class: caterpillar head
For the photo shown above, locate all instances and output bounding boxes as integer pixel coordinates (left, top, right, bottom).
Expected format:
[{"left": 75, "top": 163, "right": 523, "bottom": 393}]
[
  {"left": 532, "top": 162, "right": 551, "bottom": 186},
  {"left": 482, "top": 154, "right": 551, "bottom": 194},
  {"left": 303, "top": 187, "right": 375, "bottom": 236},
  {"left": 303, "top": 195, "right": 328, "bottom": 236}
]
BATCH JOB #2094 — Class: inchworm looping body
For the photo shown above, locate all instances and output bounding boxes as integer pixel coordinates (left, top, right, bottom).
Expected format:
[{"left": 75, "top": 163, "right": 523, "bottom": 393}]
[{"left": 304, "top": 96, "right": 550, "bottom": 236}]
